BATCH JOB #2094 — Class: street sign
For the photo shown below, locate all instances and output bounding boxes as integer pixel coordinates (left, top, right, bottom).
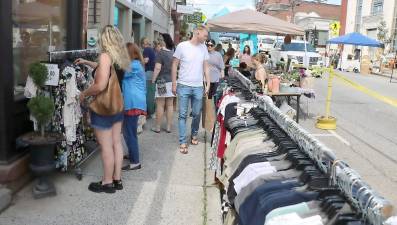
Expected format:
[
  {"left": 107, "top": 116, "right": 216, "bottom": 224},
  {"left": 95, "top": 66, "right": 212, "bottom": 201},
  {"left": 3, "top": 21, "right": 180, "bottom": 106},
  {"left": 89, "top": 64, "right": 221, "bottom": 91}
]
[
  {"left": 330, "top": 21, "right": 340, "bottom": 37},
  {"left": 177, "top": 5, "right": 194, "bottom": 14},
  {"left": 186, "top": 12, "right": 202, "bottom": 24}
]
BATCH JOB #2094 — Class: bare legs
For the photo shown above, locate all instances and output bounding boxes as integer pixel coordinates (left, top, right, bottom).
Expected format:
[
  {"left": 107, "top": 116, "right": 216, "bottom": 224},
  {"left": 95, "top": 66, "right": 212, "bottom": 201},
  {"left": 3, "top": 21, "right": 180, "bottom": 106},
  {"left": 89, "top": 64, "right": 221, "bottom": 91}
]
[
  {"left": 154, "top": 98, "right": 165, "bottom": 131},
  {"left": 165, "top": 98, "right": 174, "bottom": 131},
  {"left": 112, "top": 122, "right": 123, "bottom": 181},
  {"left": 94, "top": 121, "right": 123, "bottom": 184},
  {"left": 154, "top": 97, "right": 175, "bottom": 131}
]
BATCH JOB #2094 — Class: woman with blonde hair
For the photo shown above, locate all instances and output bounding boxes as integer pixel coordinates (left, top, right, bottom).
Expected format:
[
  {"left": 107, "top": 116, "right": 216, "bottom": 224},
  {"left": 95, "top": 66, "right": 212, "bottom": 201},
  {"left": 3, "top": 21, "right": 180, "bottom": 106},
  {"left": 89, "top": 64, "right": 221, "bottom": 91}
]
[
  {"left": 251, "top": 53, "right": 268, "bottom": 91},
  {"left": 122, "top": 43, "right": 146, "bottom": 171},
  {"left": 76, "top": 25, "right": 130, "bottom": 193}
]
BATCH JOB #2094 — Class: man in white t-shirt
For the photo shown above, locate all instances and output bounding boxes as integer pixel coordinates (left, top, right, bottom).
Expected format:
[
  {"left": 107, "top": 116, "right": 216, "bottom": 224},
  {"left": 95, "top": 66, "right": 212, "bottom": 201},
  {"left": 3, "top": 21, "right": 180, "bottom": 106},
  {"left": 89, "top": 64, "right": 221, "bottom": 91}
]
[{"left": 172, "top": 25, "right": 211, "bottom": 154}]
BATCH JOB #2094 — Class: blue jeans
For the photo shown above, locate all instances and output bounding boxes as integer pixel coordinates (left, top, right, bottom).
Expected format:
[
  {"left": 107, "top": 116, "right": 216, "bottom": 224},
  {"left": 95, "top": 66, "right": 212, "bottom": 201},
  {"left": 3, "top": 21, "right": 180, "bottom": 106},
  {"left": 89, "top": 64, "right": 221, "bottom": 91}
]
[
  {"left": 123, "top": 115, "right": 140, "bottom": 164},
  {"left": 177, "top": 84, "right": 203, "bottom": 145}
]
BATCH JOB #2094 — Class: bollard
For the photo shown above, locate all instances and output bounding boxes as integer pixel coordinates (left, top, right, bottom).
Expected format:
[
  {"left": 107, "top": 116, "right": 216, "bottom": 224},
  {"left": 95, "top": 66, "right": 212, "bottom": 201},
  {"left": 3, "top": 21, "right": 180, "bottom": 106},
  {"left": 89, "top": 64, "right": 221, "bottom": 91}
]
[{"left": 316, "top": 68, "right": 337, "bottom": 130}]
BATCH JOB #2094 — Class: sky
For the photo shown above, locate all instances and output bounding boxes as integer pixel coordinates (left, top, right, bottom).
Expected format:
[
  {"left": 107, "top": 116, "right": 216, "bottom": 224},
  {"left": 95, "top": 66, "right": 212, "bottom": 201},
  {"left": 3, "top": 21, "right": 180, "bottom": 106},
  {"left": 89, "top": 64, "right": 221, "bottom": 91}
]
[{"left": 188, "top": 0, "right": 342, "bottom": 19}]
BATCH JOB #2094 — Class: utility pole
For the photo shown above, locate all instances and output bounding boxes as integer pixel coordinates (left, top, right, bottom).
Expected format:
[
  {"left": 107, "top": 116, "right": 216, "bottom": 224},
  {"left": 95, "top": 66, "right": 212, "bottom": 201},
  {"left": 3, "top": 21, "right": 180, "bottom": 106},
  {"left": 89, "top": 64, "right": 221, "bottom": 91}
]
[{"left": 289, "top": 0, "right": 302, "bottom": 24}]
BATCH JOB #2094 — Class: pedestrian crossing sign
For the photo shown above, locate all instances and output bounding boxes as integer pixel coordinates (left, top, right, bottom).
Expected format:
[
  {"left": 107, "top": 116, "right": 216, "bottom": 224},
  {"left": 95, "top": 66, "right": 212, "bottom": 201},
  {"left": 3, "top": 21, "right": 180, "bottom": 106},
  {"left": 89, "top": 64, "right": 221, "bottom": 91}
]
[{"left": 330, "top": 21, "right": 340, "bottom": 36}]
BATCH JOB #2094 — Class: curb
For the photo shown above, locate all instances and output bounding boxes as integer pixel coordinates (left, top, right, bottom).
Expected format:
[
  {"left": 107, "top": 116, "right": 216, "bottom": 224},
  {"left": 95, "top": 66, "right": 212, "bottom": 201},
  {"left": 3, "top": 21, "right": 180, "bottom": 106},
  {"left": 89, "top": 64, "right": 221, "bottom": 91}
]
[{"left": 0, "top": 187, "right": 12, "bottom": 213}]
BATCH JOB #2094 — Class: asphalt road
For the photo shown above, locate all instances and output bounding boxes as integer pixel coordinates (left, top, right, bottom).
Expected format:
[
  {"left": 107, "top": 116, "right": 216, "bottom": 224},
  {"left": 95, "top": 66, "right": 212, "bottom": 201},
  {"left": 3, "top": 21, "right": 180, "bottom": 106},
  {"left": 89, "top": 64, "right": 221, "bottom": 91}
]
[{"left": 296, "top": 71, "right": 397, "bottom": 208}]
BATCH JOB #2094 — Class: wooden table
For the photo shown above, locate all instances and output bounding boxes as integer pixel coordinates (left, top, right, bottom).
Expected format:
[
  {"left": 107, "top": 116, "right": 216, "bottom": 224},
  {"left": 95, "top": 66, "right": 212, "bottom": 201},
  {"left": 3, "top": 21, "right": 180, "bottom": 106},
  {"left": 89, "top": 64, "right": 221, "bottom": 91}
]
[{"left": 268, "top": 92, "right": 302, "bottom": 123}]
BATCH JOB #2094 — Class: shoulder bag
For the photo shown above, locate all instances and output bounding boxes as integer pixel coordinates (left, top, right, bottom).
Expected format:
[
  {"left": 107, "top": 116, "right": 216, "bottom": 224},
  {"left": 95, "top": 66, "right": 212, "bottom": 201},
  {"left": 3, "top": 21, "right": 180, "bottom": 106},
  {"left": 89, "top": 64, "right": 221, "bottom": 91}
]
[{"left": 89, "top": 66, "right": 124, "bottom": 116}]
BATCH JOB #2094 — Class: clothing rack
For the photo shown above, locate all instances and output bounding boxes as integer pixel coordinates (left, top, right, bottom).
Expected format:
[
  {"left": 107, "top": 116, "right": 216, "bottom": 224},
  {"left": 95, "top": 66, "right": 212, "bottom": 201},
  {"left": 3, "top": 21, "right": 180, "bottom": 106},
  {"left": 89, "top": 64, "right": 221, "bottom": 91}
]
[
  {"left": 47, "top": 49, "right": 99, "bottom": 180},
  {"left": 48, "top": 48, "right": 99, "bottom": 62},
  {"left": 230, "top": 68, "right": 394, "bottom": 225}
]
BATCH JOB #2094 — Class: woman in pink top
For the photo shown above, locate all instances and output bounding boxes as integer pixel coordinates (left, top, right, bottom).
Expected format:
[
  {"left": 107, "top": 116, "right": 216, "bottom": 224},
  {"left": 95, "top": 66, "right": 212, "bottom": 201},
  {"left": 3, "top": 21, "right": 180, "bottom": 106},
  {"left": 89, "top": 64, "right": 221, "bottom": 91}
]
[{"left": 239, "top": 45, "right": 252, "bottom": 66}]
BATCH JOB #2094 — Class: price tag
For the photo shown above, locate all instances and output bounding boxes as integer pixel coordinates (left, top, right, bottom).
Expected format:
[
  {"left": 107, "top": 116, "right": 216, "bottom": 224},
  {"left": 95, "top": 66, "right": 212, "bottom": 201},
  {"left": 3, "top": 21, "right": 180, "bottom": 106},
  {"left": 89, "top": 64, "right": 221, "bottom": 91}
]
[{"left": 44, "top": 63, "right": 60, "bottom": 86}]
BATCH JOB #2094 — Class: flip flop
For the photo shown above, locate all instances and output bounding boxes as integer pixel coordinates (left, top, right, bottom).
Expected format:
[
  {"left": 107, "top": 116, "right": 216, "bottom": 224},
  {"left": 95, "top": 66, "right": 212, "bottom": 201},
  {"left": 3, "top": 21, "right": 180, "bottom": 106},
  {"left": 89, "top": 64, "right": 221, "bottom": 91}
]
[
  {"left": 191, "top": 137, "right": 199, "bottom": 145},
  {"left": 179, "top": 145, "right": 188, "bottom": 154},
  {"left": 151, "top": 127, "right": 160, "bottom": 133}
]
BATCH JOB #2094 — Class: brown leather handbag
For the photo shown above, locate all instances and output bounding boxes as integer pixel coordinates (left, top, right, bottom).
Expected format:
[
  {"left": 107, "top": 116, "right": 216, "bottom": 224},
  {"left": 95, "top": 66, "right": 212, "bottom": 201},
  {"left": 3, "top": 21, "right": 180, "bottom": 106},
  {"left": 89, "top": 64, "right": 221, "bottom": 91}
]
[{"left": 89, "top": 66, "right": 124, "bottom": 116}]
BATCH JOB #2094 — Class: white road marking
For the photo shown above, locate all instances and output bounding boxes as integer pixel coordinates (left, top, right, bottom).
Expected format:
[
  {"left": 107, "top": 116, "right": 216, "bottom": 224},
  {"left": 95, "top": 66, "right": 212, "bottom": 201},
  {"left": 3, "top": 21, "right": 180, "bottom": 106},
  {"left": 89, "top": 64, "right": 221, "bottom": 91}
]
[
  {"left": 311, "top": 133, "right": 334, "bottom": 137},
  {"left": 328, "top": 130, "right": 351, "bottom": 146}
]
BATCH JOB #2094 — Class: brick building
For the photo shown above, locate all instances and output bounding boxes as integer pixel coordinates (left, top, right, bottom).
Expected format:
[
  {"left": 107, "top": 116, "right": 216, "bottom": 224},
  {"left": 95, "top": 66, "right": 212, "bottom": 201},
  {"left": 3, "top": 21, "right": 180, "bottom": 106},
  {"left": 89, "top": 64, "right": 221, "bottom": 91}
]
[{"left": 256, "top": 0, "right": 341, "bottom": 52}]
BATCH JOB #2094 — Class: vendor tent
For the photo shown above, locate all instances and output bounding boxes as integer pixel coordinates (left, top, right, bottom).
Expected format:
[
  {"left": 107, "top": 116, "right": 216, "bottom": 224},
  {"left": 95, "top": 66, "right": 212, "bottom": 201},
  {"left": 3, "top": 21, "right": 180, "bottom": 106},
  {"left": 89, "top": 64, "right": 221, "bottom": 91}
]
[
  {"left": 327, "top": 32, "right": 383, "bottom": 47},
  {"left": 207, "top": 9, "right": 304, "bottom": 36}
]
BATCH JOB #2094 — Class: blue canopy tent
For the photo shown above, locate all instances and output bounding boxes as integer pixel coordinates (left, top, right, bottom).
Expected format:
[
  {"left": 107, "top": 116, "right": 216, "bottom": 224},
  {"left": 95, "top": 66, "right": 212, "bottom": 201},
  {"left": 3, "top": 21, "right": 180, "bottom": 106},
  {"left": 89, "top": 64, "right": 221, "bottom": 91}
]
[
  {"left": 327, "top": 32, "right": 383, "bottom": 47},
  {"left": 326, "top": 32, "right": 383, "bottom": 71}
]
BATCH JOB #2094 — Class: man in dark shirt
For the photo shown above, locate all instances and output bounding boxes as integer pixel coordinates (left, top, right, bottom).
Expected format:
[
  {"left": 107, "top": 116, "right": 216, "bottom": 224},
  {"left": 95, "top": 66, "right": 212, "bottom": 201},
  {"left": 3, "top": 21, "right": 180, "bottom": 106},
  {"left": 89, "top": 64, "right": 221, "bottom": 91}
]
[{"left": 141, "top": 37, "right": 156, "bottom": 117}]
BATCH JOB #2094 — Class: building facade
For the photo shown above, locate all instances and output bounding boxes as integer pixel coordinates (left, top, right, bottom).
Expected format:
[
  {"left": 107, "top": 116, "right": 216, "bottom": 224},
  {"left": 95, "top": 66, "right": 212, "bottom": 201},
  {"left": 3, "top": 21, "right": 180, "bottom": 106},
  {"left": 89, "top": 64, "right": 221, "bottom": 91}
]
[
  {"left": 0, "top": 0, "right": 84, "bottom": 185},
  {"left": 86, "top": 0, "right": 175, "bottom": 47},
  {"left": 256, "top": 0, "right": 341, "bottom": 52},
  {"left": 343, "top": 0, "right": 397, "bottom": 56}
]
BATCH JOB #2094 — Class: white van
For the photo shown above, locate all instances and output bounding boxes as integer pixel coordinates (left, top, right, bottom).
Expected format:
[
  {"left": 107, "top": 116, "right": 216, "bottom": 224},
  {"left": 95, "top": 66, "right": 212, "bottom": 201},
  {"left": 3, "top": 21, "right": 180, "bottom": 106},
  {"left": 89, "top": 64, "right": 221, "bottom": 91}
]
[
  {"left": 269, "top": 40, "right": 323, "bottom": 68},
  {"left": 257, "top": 35, "right": 283, "bottom": 53}
]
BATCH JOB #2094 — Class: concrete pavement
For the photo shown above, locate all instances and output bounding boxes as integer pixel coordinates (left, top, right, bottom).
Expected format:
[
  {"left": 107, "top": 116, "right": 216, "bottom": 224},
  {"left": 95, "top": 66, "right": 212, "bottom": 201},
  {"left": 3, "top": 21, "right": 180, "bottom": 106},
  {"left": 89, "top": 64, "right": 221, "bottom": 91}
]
[
  {"left": 295, "top": 71, "right": 397, "bottom": 209},
  {"left": 0, "top": 116, "right": 221, "bottom": 225}
]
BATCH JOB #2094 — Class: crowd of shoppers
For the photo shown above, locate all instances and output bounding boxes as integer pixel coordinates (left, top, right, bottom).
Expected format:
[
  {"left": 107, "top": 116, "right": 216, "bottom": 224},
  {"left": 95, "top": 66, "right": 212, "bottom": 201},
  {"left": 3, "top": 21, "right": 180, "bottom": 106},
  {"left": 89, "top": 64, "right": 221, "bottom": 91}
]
[{"left": 75, "top": 24, "right": 268, "bottom": 193}]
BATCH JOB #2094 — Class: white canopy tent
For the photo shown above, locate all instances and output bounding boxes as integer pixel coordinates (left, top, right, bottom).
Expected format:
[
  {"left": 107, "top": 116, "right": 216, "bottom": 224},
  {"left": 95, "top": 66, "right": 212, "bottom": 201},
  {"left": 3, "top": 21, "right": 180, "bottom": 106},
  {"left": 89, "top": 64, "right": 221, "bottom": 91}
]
[
  {"left": 207, "top": 9, "right": 305, "bottom": 36},
  {"left": 207, "top": 9, "right": 308, "bottom": 66}
]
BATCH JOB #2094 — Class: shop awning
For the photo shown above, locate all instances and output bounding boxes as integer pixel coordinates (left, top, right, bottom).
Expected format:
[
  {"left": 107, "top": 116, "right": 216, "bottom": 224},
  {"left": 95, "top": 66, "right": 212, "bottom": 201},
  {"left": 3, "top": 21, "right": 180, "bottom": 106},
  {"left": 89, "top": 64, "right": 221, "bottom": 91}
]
[
  {"left": 207, "top": 9, "right": 305, "bottom": 36},
  {"left": 327, "top": 32, "right": 384, "bottom": 47}
]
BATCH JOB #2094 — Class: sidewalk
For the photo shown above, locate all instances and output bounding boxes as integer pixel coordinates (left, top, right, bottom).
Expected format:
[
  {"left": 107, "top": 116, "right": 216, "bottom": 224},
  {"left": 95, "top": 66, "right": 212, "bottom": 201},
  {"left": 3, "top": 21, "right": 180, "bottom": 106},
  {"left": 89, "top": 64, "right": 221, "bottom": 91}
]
[{"left": 0, "top": 116, "right": 221, "bottom": 225}]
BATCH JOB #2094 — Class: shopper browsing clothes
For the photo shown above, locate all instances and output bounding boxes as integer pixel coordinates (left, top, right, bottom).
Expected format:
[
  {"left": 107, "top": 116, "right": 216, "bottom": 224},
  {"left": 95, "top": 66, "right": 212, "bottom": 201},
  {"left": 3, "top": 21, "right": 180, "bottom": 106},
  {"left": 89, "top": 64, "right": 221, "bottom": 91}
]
[
  {"left": 172, "top": 25, "right": 211, "bottom": 154},
  {"left": 251, "top": 53, "right": 268, "bottom": 92},
  {"left": 122, "top": 43, "right": 147, "bottom": 171},
  {"left": 206, "top": 39, "right": 225, "bottom": 101},
  {"left": 141, "top": 37, "right": 156, "bottom": 118},
  {"left": 151, "top": 33, "right": 176, "bottom": 133},
  {"left": 76, "top": 25, "right": 130, "bottom": 193},
  {"left": 223, "top": 47, "right": 236, "bottom": 77}
]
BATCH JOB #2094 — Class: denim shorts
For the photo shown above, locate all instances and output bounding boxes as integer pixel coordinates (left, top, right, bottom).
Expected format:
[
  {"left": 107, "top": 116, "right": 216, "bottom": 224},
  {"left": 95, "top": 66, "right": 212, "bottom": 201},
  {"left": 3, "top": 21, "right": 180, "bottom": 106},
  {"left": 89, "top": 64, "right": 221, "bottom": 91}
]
[{"left": 90, "top": 110, "right": 124, "bottom": 130}]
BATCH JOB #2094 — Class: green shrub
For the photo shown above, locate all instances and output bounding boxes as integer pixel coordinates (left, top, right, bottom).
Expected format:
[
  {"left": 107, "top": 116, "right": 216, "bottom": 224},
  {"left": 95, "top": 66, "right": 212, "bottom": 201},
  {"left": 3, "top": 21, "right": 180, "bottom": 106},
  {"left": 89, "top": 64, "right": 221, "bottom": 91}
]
[
  {"left": 27, "top": 96, "right": 55, "bottom": 137},
  {"left": 27, "top": 62, "right": 54, "bottom": 137},
  {"left": 29, "top": 62, "right": 48, "bottom": 88}
]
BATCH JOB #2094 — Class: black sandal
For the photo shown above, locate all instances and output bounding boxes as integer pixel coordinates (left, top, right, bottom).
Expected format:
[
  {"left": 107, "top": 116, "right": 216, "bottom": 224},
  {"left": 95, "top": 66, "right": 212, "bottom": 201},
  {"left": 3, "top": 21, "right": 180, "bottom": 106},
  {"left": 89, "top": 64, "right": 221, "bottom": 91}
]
[{"left": 113, "top": 180, "right": 123, "bottom": 190}]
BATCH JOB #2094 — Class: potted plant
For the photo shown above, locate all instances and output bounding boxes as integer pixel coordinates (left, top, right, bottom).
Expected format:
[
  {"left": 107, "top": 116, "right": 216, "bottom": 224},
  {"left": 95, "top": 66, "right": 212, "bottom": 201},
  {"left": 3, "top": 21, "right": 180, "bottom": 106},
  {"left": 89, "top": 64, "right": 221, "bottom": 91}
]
[{"left": 21, "top": 62, "right": 60, "bottom": 199}]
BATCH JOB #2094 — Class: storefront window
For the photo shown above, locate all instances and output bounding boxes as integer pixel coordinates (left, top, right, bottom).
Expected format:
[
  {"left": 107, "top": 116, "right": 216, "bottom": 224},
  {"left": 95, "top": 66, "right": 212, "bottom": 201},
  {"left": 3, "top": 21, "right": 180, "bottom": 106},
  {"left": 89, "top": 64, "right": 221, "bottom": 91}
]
[
  {"left": 12, "top": 0, "right": 67, "bottom": 97},
  {"left": 114, "top": 6, "right": 120, "bottom": 27}
]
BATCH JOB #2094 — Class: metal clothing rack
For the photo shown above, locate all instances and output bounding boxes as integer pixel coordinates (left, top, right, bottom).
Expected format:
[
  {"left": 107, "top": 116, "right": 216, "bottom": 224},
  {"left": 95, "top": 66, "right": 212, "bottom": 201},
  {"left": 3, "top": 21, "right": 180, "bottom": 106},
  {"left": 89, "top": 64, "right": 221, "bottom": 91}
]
[
  {"left": 48, "top": 49, "right": 99, "bottom": 180},
  {"left": 48, "top": 48, "right": 99, "bottom": 62},
  {"left": 230, "top": 68, "right": 394, "bottom": 225}
]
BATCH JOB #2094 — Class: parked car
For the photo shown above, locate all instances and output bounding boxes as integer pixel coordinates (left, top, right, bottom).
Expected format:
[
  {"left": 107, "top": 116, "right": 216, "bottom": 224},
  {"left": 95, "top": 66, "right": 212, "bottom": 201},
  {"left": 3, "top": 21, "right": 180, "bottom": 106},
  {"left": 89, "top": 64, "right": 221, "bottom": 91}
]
[
  {"left": 269, "top": 40, "right": 324, "bottom": 68},
  {"left": 257, "top": 35, "right": 283, "bottom": 53}
]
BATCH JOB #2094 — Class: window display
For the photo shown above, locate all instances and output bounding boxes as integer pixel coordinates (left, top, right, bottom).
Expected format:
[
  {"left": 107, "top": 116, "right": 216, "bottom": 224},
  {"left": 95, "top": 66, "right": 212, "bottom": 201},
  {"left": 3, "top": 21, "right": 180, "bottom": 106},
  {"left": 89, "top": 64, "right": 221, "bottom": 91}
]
[{"left": 12, "top": 0, "right": 67, "bottom": 97}]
